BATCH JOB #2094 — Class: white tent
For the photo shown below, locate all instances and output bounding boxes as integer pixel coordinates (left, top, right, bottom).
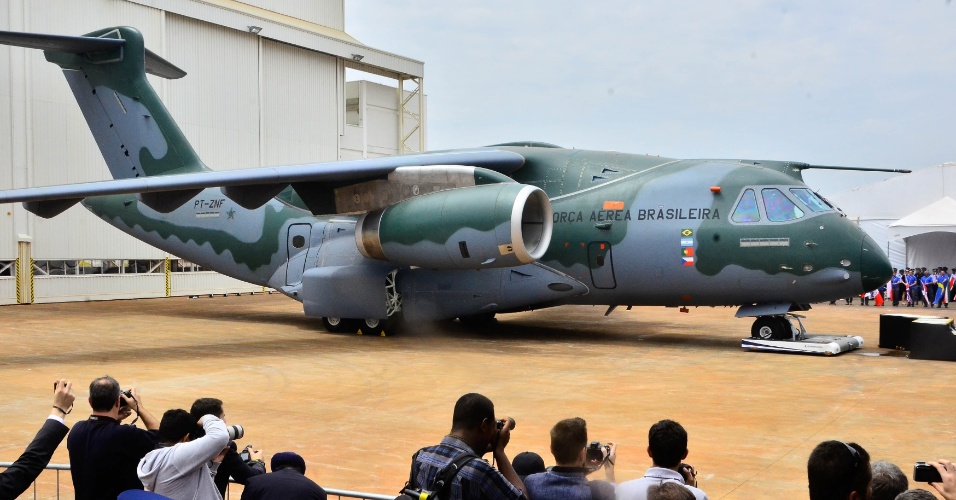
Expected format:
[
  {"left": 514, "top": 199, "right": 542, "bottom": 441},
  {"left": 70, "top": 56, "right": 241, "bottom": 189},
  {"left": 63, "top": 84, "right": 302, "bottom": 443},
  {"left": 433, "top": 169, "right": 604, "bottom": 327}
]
[{"left": 827, "top": 162, "right": 956, "bottom": 269}]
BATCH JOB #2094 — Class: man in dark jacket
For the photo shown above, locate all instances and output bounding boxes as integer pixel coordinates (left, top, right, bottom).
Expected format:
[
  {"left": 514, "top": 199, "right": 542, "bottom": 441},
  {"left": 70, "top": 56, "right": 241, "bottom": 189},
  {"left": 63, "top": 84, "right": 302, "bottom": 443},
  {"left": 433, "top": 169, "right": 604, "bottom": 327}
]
[
  {"left": 240, "top": 452, "right": 327, "bottom": 500},
  {"left": 0, "top": 379, "right": 74, "bottom": 498}
]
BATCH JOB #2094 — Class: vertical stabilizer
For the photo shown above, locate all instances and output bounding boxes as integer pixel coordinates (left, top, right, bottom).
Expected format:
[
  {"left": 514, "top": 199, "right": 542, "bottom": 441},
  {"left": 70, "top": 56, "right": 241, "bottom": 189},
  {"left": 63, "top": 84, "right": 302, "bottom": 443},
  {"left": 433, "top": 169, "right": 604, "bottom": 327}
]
[{"left": 41, "top": 27, "right": 206, "bottom": 178}]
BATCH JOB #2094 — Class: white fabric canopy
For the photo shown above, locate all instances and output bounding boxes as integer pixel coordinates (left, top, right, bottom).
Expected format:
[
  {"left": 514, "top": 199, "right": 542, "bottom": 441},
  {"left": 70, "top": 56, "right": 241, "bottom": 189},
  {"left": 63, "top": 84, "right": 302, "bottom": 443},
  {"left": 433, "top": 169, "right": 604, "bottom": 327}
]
[
  {"left": 889, "top": 196, "right": 956, "bottom": 239},
  {"left": 828, "top": 162, "right": 956, "bottom": 269}
]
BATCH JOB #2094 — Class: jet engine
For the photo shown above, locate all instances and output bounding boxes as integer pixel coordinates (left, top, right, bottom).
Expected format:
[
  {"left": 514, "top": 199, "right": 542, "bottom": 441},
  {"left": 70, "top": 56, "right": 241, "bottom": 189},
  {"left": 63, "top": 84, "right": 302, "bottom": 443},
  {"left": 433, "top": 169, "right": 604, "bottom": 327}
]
[{"left": 355, "top": 183, "right": 552, "bottom": 269}]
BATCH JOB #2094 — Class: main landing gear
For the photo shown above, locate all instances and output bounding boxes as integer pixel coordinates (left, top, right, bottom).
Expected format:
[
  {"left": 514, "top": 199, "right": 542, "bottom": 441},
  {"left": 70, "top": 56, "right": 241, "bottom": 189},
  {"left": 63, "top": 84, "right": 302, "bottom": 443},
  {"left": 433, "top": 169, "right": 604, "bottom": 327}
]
[{"left": 321, "top": 316, "right": 399, "bottom": 336}]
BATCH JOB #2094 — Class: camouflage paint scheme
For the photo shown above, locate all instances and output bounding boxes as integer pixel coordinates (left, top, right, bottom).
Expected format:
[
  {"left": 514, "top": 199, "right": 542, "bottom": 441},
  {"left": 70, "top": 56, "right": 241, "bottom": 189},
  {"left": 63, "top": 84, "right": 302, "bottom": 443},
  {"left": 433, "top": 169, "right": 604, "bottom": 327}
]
[{"left": 0, "top": 27, "right": 892, "bottom": 333}]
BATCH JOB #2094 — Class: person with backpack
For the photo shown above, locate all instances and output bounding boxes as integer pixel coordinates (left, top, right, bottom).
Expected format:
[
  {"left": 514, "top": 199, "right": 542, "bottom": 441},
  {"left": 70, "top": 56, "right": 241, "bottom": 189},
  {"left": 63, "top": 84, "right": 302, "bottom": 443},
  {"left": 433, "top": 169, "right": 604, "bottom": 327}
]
[{"left": 400, "top": 393, "right": 527, "bottom": 499}]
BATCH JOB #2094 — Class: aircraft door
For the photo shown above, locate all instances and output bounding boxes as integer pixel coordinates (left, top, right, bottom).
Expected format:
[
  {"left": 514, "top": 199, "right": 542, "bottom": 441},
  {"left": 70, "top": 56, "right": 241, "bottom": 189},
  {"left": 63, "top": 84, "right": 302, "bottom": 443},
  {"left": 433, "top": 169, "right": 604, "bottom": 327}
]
[
  {"left": 286, "top": 223, "right": 312, "bottom": 285},
  {"left": 587, "top": 241, "right": 617, "bottom": 289}
]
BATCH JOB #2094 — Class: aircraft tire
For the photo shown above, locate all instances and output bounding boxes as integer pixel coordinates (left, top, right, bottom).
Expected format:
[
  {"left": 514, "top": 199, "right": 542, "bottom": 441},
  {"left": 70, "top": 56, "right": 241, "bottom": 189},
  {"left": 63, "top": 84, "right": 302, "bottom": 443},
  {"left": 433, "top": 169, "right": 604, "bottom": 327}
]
[
  {"left": 360, "top": 317, "right": 399, "bottom": 336},
  {"left": 322, "top": 317, "right": 359, "bottom": 333},
  {"left": 751, "top": 316, "right": 788, "bottom": 340}
]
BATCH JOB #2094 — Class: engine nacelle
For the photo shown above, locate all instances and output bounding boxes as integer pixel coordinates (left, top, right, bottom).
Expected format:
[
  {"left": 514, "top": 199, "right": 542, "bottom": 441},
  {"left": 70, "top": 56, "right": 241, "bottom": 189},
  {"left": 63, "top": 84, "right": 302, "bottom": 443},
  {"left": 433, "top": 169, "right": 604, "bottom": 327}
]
[{"left": 355, "top": 183, "right": 552, "bottom": 269}]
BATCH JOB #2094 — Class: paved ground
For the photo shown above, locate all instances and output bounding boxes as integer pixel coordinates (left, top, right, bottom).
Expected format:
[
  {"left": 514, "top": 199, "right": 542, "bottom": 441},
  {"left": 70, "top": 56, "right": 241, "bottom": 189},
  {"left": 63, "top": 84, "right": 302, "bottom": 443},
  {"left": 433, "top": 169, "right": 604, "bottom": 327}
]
[{"left": 0, "top": 293, "right": 953, "bottom": 499}]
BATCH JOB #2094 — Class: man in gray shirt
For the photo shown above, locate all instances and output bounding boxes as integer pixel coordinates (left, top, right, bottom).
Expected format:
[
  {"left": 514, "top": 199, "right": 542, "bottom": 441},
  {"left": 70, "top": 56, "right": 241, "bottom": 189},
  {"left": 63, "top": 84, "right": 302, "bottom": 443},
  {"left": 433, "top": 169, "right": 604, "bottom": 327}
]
[
  {"left": 138, "top": 409, "right": 229, "bottom": 500},
  {"left": 615, "top": 420, "right": 706, "bottom": 500}
]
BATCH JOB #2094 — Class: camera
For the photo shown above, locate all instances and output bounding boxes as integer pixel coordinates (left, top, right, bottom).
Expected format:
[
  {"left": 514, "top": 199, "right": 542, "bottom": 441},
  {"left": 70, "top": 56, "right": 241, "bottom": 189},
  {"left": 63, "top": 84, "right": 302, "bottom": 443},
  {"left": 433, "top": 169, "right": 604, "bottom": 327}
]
[
  {"left": 239, "top": 444, "right": 252, "bottom": 462},
  {"left": 585, "top": 441, "right": 611, "bottom": 471},
  {"left": 118, "top": 389, "right": 134, "bottom": 408},
  {"left": 914, "top": 462, "right": 943, "bottom": 483},
  {"left": 496, "top": 418, "right": 515, "bottom": 431}
]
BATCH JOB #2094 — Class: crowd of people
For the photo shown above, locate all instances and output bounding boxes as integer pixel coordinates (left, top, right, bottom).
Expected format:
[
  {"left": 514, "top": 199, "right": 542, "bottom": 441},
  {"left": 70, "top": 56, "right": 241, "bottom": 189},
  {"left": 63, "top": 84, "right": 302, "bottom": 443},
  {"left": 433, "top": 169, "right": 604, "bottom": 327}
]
[
  {"left": 836, "top": 267, "right": 956, "bottom": 308},
  {"left": 398, "top": 393, "right": 956, "bottom": 500},
  {"left": 3, "top": 376, "right": 326, "bottom": 500},
  {"left": 4, "top": 385, "right": 955, "bottom": 499}
]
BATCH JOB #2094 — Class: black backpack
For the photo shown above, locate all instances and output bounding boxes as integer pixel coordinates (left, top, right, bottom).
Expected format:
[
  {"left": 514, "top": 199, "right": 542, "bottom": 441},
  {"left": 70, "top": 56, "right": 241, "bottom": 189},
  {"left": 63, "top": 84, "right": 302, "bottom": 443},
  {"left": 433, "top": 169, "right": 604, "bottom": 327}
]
[{"left": 396, "top": 449, "right": 478, "bottom": 500}]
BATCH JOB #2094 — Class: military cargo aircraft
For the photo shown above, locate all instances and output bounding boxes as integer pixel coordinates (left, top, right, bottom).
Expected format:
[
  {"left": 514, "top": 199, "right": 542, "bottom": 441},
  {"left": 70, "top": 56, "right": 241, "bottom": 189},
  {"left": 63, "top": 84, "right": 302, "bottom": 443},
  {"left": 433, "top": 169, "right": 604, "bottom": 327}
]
[{"left": 0, "top": 27, "right": 898, "bottom": 337}]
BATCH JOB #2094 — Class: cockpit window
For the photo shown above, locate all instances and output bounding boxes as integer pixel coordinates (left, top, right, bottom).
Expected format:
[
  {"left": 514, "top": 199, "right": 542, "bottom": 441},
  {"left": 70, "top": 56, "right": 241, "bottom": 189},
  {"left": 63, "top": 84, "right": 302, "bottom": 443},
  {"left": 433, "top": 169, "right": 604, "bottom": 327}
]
[
  {"left": 790, "top": 188, "right": 831, "bottom": 213},
  {"left": 732, "top": 189, "right": 760, "bottom": 223},
  {"left": 762, "top": 188, "right": 805, "bottom": 222}
]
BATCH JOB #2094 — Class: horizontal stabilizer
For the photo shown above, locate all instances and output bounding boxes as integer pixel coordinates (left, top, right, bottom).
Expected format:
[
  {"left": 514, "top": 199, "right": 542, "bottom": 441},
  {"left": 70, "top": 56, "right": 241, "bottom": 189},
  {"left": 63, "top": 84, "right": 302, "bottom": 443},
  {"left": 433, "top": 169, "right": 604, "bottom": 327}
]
[
  {"left": 0, "top": 29, "right": 185, "bottom": 79},
  {"left": 0, "top": 149, "right": 526, "bottom": 215}
]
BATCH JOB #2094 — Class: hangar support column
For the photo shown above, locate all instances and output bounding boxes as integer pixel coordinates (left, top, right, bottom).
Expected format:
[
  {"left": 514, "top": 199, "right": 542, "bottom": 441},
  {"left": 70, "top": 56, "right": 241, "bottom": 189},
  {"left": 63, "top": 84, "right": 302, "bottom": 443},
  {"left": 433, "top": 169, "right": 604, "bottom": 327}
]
[{"left": 16, "top": 238, "right": 32, "bottom": 304}]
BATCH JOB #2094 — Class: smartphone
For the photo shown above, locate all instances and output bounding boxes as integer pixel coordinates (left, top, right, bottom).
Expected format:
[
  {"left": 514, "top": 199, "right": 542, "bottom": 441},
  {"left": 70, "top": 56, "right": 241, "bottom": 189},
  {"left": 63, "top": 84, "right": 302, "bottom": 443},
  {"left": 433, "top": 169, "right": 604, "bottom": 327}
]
[{"left": 914, "top": 462, "right": 943, "bottom": 483}]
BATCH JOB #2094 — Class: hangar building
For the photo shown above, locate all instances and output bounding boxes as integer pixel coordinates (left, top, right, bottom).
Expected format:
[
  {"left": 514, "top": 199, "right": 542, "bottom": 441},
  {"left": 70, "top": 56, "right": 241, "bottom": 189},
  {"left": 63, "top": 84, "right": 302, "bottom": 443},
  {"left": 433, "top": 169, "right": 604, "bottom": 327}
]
[{"left": 1, "top": 0, "right": 424, "bottom": 304}]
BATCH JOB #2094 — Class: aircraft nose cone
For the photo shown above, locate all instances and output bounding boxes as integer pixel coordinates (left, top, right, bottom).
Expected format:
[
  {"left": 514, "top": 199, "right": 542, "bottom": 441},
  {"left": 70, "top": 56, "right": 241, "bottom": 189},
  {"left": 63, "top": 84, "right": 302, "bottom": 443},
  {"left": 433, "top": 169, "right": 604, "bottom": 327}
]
[{"left": 860, "top": 233, "right": 892, "bottom": 292}]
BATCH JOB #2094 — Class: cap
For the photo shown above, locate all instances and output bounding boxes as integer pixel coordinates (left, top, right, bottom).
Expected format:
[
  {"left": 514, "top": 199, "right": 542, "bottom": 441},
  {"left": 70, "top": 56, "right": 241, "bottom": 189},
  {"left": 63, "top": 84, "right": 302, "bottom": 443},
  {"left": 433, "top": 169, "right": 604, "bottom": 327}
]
[
  {"left": 271, "top": 451, "right": 306, "bottom": 473},
  {"left": 512, "top": 451, "right": 546, "bottom": 478}
]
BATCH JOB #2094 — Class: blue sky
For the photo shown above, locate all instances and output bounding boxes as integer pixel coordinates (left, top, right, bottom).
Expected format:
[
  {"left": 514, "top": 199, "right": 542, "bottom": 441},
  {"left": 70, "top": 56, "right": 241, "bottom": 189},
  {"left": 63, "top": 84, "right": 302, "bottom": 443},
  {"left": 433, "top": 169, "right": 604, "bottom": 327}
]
[{"left": 344, "top": 1, "right": 955, "bottom": 193}]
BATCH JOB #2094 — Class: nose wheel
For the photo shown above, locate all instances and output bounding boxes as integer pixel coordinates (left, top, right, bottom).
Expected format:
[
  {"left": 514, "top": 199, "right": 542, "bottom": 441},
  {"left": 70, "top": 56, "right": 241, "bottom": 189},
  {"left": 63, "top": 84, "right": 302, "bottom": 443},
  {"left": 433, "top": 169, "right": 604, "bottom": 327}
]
[{"left": 751, "top": 316, "right": 794, "bottom": 340}]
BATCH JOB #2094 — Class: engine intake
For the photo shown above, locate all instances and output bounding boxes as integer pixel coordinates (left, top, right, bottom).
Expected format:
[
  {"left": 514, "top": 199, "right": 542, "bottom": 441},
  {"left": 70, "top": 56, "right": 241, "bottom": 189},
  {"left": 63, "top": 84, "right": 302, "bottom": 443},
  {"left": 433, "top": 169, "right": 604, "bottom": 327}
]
[{"left": 356, "top": 183, "right": 552, "bottom": 269}]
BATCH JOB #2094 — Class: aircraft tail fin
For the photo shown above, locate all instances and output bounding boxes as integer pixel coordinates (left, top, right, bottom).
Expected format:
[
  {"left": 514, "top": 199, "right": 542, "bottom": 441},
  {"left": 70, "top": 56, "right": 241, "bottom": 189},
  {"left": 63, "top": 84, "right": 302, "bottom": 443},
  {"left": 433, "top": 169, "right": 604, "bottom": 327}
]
[{"left": 0, "top": 27, "right": 206, "bottom": 179}]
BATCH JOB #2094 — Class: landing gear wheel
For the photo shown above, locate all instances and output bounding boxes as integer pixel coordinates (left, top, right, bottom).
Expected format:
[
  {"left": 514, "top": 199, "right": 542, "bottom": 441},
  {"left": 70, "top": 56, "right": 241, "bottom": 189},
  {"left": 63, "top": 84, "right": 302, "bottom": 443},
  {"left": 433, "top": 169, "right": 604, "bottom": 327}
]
[
  {"left": 752, "top": 316, "right": 789, "bottom": 340},
  {"left": 458, "top": 312, "right": 497, "bottom": 327},
  {"left": 360, "top": 317, "right": 399, "bottom": 336},
  {"left": 322, "top": 317, "right": 359, "bottom": 333}
]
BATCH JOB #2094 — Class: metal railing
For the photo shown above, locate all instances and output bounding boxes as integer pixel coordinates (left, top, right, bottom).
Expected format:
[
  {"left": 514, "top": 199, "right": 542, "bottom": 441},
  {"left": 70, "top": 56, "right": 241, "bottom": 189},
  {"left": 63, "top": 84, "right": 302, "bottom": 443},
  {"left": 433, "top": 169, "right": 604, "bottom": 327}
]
[{"left": 0, "top": 463, "right": 394, "bottom": 500}]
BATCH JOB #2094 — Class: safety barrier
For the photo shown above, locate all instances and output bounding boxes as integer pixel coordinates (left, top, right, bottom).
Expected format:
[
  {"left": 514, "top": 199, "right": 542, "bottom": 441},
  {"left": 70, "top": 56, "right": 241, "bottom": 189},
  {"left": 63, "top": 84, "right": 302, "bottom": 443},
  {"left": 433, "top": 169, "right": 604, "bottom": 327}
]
[{"left": 0, "top": 462, "right": 394, "bottom": 500}]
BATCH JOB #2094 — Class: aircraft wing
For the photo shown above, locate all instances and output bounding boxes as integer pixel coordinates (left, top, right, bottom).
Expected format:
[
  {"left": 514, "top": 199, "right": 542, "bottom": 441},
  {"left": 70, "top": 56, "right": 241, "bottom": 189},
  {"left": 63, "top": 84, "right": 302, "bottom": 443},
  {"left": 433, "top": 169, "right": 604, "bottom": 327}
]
[{"left": 0, "top": 149, "right": 526, "bottom": 217}]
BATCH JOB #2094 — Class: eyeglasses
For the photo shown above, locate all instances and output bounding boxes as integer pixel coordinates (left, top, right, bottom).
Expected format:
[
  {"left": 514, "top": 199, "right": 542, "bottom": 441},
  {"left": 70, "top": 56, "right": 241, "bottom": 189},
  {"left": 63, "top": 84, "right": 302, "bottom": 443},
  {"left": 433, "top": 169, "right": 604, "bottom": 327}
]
[{"left": 839, "top": 441, "right": 860, "bottom": 470}]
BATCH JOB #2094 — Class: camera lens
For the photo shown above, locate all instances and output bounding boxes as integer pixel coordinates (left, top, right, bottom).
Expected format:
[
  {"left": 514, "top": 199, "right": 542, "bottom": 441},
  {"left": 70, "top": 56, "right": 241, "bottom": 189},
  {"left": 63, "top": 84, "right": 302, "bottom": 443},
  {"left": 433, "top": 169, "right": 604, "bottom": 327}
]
[{"left": 227, "top": 424, "right": 244, "bottom": 440}]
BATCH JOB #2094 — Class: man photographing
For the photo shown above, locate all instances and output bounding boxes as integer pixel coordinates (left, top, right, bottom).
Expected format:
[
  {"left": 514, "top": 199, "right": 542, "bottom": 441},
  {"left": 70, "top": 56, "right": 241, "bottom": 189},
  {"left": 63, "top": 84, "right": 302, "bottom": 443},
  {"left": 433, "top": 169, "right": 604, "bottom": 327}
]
[
  {"left": 523, "top": 417, "right": 617, "bottom": 500},
  {"left": 138, "top": 409, "right": 229, "bottom": 499},
  {"left": 68, "top": 376, "right": 160, "bottom": 500},
  {"left": 406, "top": 393, "right": 526, "bottom": 499}
]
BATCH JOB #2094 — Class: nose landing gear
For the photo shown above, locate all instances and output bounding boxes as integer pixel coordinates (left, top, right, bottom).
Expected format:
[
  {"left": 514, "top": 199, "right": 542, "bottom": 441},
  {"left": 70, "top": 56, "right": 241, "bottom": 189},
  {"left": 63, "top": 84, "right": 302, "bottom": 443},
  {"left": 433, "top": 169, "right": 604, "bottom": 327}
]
[{"left": 744, "top": 313, "right": 863, "bottom": 355}]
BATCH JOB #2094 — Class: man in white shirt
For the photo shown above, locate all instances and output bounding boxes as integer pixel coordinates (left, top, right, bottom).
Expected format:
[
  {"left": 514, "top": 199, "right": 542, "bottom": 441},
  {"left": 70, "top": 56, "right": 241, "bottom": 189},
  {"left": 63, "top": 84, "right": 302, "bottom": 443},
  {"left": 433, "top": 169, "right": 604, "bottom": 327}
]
[{"left": 615, "top": 420, "right": 706, "bottom": 500}]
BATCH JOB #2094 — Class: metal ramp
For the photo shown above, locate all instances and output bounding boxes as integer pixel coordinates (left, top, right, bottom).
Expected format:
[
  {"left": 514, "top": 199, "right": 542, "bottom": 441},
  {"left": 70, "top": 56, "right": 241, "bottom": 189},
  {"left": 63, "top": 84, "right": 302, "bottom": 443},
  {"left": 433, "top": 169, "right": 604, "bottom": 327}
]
[{"left": 741, "top": 314, "right": 864, "bottom": 356}]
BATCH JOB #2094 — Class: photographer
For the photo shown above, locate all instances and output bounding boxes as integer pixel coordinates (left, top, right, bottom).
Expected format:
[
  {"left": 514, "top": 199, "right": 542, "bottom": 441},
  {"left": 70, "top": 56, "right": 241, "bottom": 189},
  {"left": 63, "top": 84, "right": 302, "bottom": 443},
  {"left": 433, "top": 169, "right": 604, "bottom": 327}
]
[
  {"left": 405, "top": 393, "right": 526, "bottom": 499},
  {"left": 523, "top": 417, "right": 616, "bottom": 500},
  {"left": 190, "top": 398, "right": 265, "bottom": 496},
  {"left": 137, "top": 409, "right": 229, "bottom": 499},
  {"left": 0, "top": 379, "right": 74, "bottom": 498},
  {"left": 68, "top": 376, "right": 159, "bottom": 500},
  {"left": 616, "top": 420, "right": 706, "bottom": 500}
]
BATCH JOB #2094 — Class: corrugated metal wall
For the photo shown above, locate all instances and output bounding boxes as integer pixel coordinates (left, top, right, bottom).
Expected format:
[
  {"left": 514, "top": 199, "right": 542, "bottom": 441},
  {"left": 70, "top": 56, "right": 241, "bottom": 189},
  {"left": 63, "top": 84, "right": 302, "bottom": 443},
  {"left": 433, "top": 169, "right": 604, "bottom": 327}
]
[
  {"left": 245, "top": 0, "right": 344, "bottom": 30},
  {"left": 167, "top": 15, "right": 261, "bottom": 171},
  {"left": 261, "top": 39, "right": 339, "bottom": 166}
]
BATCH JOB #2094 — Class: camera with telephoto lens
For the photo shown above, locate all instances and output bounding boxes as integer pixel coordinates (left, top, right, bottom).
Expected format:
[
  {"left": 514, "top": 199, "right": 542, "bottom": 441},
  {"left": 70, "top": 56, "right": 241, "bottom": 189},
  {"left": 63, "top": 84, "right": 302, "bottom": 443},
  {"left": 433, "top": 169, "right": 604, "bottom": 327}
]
[
  {"left": 192, "top": 423, "right": 244, "bottom": 441},
  {"left": 585, "top": 441, "right": 611, "bottom": 471},
  {"left": 226, "top": 424, "right": 244, "bottom": 440},
  {"left": 914, "top": 462, "right": 943, "bottom": 483}
]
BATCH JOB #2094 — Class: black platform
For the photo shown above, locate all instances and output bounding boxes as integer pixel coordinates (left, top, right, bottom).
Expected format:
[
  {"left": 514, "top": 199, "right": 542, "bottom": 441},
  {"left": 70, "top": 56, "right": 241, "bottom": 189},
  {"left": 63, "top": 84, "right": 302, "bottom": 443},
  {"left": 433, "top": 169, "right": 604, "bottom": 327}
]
[
  {"left": 909, "top": 318, "right": 956, "bottom": 361},
  {"left": 879, "top": 313, "right": 947, "bottom": 350}
]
